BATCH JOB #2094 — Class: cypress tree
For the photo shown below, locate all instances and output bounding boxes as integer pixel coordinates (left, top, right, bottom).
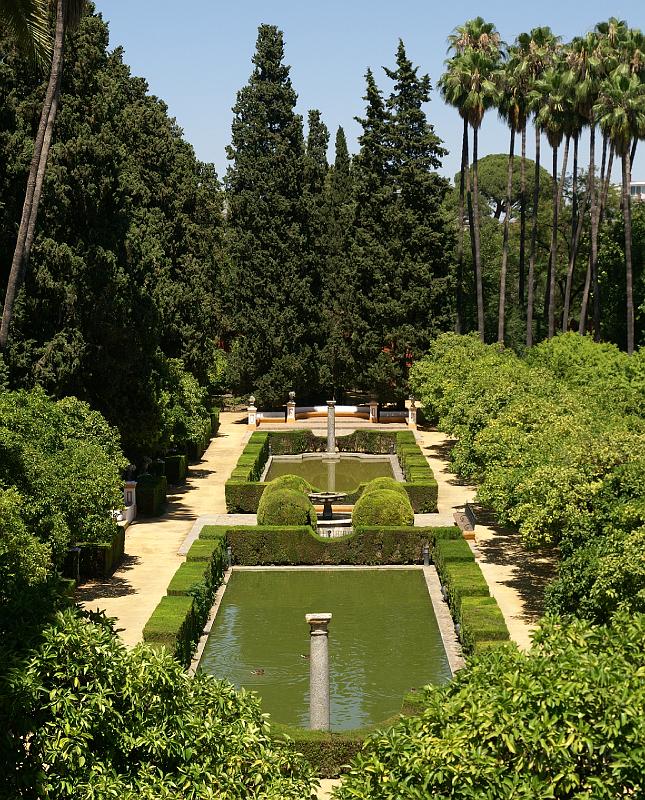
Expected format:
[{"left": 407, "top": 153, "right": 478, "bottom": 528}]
[
  {"left": 320, "top": 126, "right": 357, "bottom": 397},
  {"left": 303, "top": 109, "right": 329, "bottom": 305},
  {"left": 222, "top": 25, "right": 318, "bottom": 406},
  {"left": 351, "top": 44, "right": 455, "bottom": 399}
]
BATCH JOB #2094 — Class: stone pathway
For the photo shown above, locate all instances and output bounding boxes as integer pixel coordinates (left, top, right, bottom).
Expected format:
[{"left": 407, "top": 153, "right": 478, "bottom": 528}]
[
  {"left": 77, "top": 412, "right": 248, "bottom": 646},
  {"left": 416, "top": 429, "right": 557, "bottom": 650}
]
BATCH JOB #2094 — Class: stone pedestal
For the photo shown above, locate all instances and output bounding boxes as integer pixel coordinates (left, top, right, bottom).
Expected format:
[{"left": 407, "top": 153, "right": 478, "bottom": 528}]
[
  {"left": 369, "top": 400, "right": 379, "bottom": 423},
  {"left": 407, "top": 398, "right": 417, "bottom": 429},
  {"left": 326, "top": 400, "right": 336, "bottom": 453},
  {"left": 306, "top": 613, "right": 332, "bottom": 730},
  {"left": 286, "top": 401, "right": 296, "bottom": 423},
  {"left": 326, "top": 459, "right": 336, "bottom": 493},
  {"left": 247, "top": 396, "right": 258, "bottom": 428}
]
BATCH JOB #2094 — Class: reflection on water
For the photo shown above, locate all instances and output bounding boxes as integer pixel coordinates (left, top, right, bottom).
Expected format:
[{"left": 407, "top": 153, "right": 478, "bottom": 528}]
[
  {"left": 199, "top": 570, "right": 451, "bottom": 730},
  {"left": 265, "top": 455, "right": 394, "bottom": 492}
]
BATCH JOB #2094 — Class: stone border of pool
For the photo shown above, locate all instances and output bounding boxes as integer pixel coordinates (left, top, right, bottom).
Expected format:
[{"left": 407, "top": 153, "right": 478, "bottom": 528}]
[{"left": 188, "top": 564, "right": 464, "bottom": 677}]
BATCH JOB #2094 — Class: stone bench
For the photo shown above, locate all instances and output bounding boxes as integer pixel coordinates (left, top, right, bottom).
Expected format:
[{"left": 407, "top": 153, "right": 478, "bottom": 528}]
[{"left": 453, "top": 503, "right": 477, "bottom": 537}]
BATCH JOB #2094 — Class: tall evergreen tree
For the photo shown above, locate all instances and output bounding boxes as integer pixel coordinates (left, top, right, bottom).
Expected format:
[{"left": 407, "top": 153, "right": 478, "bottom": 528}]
[
  {"left": 222, "top": 24, "right": 319, "bottom": 405},
  {"left": 303, "top": 109, "right": 329, "bottom": 306},
  {"left": 351, "top": 43, "right": 455, "bottom": 399},
  {"left": 319, "top": 126, "right": 356, "bottom": 397}
]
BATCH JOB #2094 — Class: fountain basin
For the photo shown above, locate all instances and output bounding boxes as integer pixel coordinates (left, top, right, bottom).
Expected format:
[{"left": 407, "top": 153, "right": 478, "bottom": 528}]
[
  {"left": 198, "top": 568, "right": 451, "bottom": 730},
  {"left": 262, "top": 452, "right": 402, "bottom": 493}
]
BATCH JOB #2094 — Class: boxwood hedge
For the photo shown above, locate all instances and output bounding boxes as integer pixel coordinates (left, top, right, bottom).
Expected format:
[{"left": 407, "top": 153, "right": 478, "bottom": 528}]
[{"left": 225, "top": 430, "right": 438, "bottom": 513}]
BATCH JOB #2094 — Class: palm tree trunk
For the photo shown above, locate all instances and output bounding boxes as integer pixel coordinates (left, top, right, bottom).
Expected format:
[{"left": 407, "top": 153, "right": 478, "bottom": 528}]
[
  {"left": 589, "top": 122, "right": 601, "bottom": 341},
  {"left": 563, "top": 146, "right": 589, "bottom": 332},
  {"left": 498, "top": 126, "right": 515, "bottom": 344},
  {"left": 519, "top": 126, "right": 527, "bottom": 305},
  {"left": 630, "top": 139, "right": 637, "bottom": 173},
  {"left": 527, "top": 126, "right": 540, "bottom": 348},
  {"left": 623, "top": 150, "right": 634, "bottom": 354},
  {"left": 0, "top": 0, "right": 66, "bottom": 350},
  {"left": 455, "top": 117, "right": 468, "bottom": 334},
  {"left": 548, "top": 144, "right": 559, "bottom": 338},
  {"left": 472, "top": 125, "right": 484, "bottom": 341},
  {"left": 600, "top": 143, "right": 614, "bottom": 223}
]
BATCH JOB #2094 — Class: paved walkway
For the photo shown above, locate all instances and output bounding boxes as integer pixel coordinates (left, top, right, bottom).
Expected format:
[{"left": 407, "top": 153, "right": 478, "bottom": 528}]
[
  {"left": 77, "top": 412, "right": 248, "bottom": 646},
  {"left": 416, "top": 429, "right": 557, "bottom": 651}
]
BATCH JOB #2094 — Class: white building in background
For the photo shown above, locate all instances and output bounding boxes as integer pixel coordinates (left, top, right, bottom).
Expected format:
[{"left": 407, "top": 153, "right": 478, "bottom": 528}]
[{"left": 630, "top": 181, "right": 645, "bottom": 202}]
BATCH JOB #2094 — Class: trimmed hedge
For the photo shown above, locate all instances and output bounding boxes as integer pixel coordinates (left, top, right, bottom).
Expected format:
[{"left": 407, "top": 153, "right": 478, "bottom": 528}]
[
  {"left": 271, "top": 723, "right": 389, "bottom": 779},
  {"left": 432, "top": 537, "right": 510, "bottom": 655},
  {"left": 142, "top": 595, "right": 198, "bottom": 665},
  {"left": 221, "top": 525, "right": 460, "bottom": 566},
  {"left": 165, "top": 454, "right": 188, "bottom": 484},
  {"left": 458, "top": 596, "right": 510, "bottom": 654},
  {"left": 77, "top": 526, "right": 125, "bottom": 578},
  {"left": 257, "top": 487, "right": 317, "bottom": 527},
  {"left": 136, "top": 473, "right": 167, "bottom": 516},
  {"left": 352, "top": 489, "right": 414, "bottom": 527},
  {"left": 225, "top": 430, "right": 438, "bottom": 513},
  {"left": 210, "top": 407, "right": 220, "bottom": 436},
  {"left": 143, "top": 529, "right": 227, "bottom": 666},
  {"left": 262, "top": 473, "right": 314, "bottom": 497}
]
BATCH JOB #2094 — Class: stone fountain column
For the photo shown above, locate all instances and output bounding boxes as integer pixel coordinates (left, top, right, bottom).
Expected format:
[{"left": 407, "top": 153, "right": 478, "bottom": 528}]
[
  {"left": 306, "top": 613, "right": 332, "bottom": 730},
  {"left": 326, "top": 400, "right": 336, "bottom": 453}
]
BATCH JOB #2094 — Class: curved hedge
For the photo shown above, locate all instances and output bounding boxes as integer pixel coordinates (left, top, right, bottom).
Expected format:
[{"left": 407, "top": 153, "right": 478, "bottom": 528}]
[
  {"left": 257, "top": 488, "right": 317, "bottom": 527},
  {"left": 361, "top": 476, "right": 408, "bottom": 498},
  {"left": 352, "top": 489, "right": 414, "bottom": 527}
]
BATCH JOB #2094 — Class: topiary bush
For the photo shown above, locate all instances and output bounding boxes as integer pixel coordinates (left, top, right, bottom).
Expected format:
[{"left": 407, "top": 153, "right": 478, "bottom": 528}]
[
  {"left": 257, "top": 488, "right": 317, "bottom": 527},
  {"left": 352, "top": 489, "right": 414, "bottom": 527},
  {"left": 361, "top": 476, "right": 408, "bottom": 498},
  {"left": 262, "top": 474, "right": 314, "bottom": 498}
]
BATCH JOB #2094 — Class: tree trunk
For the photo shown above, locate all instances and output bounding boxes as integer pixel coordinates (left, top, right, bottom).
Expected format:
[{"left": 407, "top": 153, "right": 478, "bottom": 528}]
[
  {"left": 589, "top": 123, "right": 601, "bottom": 341},
  {"left": 630, "top": 138, "right": 637, "bottom": 173},
  {"left": 455, "top": 117, "right": 468, "bottom": 334},
  {"left": 623, "top": 150, "right": 634, "bottom": 354},
  {"left": 548, "top": 144, "right": 559, "bottom": 338},
  {"left": 527, "top": 126, "right": 540, "bottom": 348},
  {"left": 472, "top": 125, "right": 484, "bottom": 341},
  {"left": 0, "top": 0, "right": 67, "bottom": 350},
  {"left": 563, "top": 137, "right": 588, "bottom": 332},
  {"left": 498, "top": 126, "right": 515, "bottom": 344},
  {"left": 519, "top": 126, "right": 527, "bottom": 306},
  {"left": 600, "top": 143, "right": 614, "bottom": 223}
]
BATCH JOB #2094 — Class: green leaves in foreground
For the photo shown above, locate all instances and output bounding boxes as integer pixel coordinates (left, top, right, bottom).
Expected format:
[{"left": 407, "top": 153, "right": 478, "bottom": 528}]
[
  {"left": 2, "top": 609, "right": 315, "bottom": 799},
  {"left": 335, "top": 614, "right": 645, "bottom": 799}
]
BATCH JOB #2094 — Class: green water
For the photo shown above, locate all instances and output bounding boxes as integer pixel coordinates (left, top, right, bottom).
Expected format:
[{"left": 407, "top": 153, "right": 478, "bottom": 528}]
[
  {"left": 199, "top": 570, "right": 451, "bottom": 730},
  {"left": 265, "top": 455, "right": 394, "bottom": 492}
]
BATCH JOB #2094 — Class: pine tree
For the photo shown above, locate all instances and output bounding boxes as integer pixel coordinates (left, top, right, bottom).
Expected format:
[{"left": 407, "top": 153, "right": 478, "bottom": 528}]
[
  {"left": 222, "top": 24, "right": 319, "bottom": 405},
  {"left": 351, "top": 44, "right": 455, "bottom": 399}
]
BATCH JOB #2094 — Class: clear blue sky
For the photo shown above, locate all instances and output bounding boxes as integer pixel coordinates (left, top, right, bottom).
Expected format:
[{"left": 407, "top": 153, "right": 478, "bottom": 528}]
[{"left": 98, "top": 0, "right": 643, "bottom": 183}]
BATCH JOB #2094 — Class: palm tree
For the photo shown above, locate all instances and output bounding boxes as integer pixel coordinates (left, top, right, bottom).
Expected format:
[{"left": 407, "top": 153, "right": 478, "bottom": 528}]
[
  {"left": 523, "top": 27, "right": 560, "bottom": 347},
  {"left": 531, "top": 64, "right": 571, "bottom": 338},
  {"left": 595, "top": 71, "right": 645, "bottom": 354},
  {"left": 0, "top": 0, "right": 84, "bottom": 350},
  {"left": 0, "top": 0, "right": 50, "bottom": 64},
  {"left": 441, "top": 46, "right": 500, "bottom": 341},
  {"left": 495, "top": 48, "right": 528, "bottom": 343},
  {"left": 567, "top": 32, "right": 605, "bottom": 339},
  {"left": 440, "top": 17, "right": 502, "bottom": 337}
]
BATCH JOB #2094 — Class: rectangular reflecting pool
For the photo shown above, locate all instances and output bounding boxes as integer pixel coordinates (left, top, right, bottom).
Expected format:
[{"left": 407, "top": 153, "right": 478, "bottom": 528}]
[
  {"left": 198, "top": 569, "right": 451, "bottom": 730},
  {"left": 264, "top": 454, "right": 395, "bottom": 492}
]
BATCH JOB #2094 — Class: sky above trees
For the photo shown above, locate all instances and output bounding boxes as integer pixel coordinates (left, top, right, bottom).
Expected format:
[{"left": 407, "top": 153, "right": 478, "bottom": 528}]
[{"left": 98, "top": 0, "right": 643, "bottom": 182}]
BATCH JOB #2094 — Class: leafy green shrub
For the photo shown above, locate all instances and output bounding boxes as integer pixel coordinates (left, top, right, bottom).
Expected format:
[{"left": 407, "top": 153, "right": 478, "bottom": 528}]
[
  {"left": 262, "top": 473, "right": 314, "bottom": 497},
  {"left": 361, "top": 476, "right": 408, "bottom": 498},
  {"left": 158, "top": 358, "right": 212, "bottom": 458},
  {"left": 0, "top": 389, "right": 126, "bottom": 566},
  {"left": 335, "top": 614, "right": 645, "bottom": 799},
  {"left": 257, "top": 488, "right": 317, "bottom": 527},
  {"left": 352, "top": 489, "right": 414, "bottom": 527},
  {"left": 8, "top": 609, "right": 315, "bottom": 798}
]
